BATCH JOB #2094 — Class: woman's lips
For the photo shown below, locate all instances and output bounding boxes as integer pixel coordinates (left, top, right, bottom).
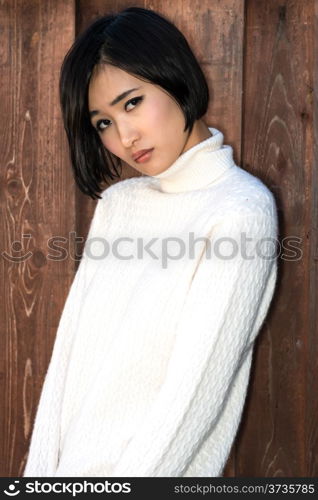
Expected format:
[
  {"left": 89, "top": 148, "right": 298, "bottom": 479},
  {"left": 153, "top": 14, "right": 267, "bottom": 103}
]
[{"left": 133, "top": 148, "right": 154, "bottom": 163}]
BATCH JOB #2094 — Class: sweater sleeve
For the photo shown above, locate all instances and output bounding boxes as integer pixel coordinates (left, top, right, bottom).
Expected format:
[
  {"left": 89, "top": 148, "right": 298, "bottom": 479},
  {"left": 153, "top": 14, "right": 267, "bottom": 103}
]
[
  {"left": 23, "top": 252, "right": 88, "bottom": 476},
  {"left": 111, "top": 209, "right": 278, "bottom": 477},
  {"left": 23, "top": 196, "right": 106, "bottom": 476}
]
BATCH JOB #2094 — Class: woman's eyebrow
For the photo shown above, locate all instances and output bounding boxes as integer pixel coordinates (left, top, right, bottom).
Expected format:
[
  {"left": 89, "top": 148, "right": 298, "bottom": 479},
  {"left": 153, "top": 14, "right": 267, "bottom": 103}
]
[{"left": 89, "top": 87, "right": 141, "bottom": 118}]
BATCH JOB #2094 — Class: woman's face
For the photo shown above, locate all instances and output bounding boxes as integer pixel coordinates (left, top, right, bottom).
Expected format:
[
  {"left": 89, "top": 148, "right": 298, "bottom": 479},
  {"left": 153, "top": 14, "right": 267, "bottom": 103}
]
[{"left": 88, "top": 65, "right": 201, "bottom": 176}]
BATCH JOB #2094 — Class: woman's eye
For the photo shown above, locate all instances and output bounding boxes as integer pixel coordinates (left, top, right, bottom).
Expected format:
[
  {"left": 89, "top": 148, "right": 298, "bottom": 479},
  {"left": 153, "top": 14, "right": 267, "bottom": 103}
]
[
  {"left": 95, "top": 96, "right": 143, "bottom": 133},
  {"left": 96, "top": 119, "right": 110, "bottom": 132},
  {"left": 125, "top": 96, "right": 143, "bottom": 111}
]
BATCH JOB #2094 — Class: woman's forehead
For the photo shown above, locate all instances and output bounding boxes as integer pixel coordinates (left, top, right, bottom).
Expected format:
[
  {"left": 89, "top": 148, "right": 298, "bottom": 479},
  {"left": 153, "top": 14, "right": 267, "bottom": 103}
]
[
  {"left": 89, "top": 66, "right": 144, "bottom": 100},
  {"left": 90, "top": 65, "right": 142, "bottom": 89}
]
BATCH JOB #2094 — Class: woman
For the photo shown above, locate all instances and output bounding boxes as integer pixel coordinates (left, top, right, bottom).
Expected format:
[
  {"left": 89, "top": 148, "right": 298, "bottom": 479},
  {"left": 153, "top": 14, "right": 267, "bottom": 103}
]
[{"left": 24, "top": 7, "right": 278, "bottom": 477}]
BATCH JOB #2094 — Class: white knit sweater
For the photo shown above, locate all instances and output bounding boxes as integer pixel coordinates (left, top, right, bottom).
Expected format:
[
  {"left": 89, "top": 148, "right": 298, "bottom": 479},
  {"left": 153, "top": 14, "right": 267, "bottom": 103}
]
[{"left": 24, "top": 127, "right": 278, "bottom": 477}]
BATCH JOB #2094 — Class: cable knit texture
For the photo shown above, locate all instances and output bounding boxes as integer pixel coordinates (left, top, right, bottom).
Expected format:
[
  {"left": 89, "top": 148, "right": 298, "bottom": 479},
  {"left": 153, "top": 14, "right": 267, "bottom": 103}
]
[{"left": 24, "top": 127, "right": 279, "bottom": 477}]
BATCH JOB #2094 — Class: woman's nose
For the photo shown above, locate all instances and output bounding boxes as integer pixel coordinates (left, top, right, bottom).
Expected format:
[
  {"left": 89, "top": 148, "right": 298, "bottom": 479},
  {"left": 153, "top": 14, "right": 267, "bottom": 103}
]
[{"left": 117, "top": 122, "right": 140, "bottom": 149}]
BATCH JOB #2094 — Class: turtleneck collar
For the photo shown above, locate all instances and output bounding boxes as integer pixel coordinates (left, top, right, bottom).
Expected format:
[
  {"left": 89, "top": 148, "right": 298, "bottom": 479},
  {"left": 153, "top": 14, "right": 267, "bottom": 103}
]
[{"left": 150, "top": 127, "right": 235, "bottom": 193}]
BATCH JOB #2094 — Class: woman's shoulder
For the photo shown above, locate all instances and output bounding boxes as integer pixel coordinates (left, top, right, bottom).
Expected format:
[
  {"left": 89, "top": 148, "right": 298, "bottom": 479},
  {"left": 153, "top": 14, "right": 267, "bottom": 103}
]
[
  {"left": 89, "top": 176, "right": 153, "bottom": 228},
  {"left": 86, "top": 176, "right": 152, "bottom": 238},
  {"left": 100, "top": 175, "right": 152, "bottom": 200},
  {"left": 215, "top": 164, "right": 278, "bottom": 220}
]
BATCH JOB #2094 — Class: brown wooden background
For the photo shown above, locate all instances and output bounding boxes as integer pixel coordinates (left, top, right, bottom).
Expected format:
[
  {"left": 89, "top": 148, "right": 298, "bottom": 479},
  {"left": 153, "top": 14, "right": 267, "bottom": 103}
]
[{"left": 0, "top": 0, "right": 317, "bottom": 477}]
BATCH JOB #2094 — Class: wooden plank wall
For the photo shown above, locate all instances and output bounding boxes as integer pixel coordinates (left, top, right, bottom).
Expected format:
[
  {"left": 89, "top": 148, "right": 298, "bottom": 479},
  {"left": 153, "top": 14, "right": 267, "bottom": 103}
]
[
  {"left": 0, "top": 0, "right": 317, "bottom": 477},
  {"left": 238, "top": 0, "right": 317, "bottom": 476},
  {"left": 0, "top": 0, "right": 76, "bottom": 476}
]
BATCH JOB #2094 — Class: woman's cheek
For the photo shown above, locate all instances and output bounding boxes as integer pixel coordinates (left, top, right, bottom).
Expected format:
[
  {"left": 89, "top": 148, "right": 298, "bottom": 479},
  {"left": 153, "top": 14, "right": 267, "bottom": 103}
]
[
  {"left": 101, "top": 134, "right": 120, "bottom": 158},
  {"left": 144, "top": 96, "right": 168, "bottom": 126}
]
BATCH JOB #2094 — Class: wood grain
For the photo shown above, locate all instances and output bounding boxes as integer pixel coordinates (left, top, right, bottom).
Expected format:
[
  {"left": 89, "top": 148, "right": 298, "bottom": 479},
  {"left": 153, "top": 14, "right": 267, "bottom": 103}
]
[
  {"left": 235, "top": 0, "right": 316, "bottom": 476},
  {"left": 307, "top": 0, "right": 318, "bottom": 478},
  {"left": 0, "top": 0, "right": 75, "bottom": 476}
]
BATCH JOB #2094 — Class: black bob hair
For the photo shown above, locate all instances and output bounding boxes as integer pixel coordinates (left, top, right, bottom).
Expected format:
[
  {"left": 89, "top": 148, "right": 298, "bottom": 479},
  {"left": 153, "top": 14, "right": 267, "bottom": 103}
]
[{"left": 59, "top": 6, "right": 210, "bottom": 199}]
